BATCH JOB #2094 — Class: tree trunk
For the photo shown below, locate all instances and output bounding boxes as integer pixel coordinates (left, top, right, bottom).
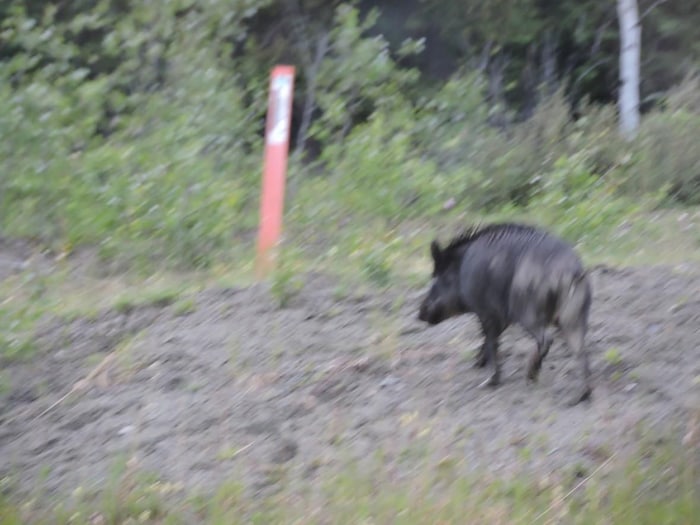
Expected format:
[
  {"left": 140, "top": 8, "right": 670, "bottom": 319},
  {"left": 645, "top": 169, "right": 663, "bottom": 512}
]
[{"left": 617, "top": 0, "right": 641, "bottom": 140}]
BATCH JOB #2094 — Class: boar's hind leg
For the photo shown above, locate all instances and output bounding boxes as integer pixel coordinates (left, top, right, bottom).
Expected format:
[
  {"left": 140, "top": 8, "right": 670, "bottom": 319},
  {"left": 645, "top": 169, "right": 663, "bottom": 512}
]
[
  {"left": 564, "top": 325, "right": 592, "bottom": 405},
  {"left": 474, "top": 340, "right": 489, "bottom": 368},
  {"left": 478, "top": 318, "right": 505, "bottom": 388},
  {"left": 525, "top": 328, "right": 553, "bottom": 383}
]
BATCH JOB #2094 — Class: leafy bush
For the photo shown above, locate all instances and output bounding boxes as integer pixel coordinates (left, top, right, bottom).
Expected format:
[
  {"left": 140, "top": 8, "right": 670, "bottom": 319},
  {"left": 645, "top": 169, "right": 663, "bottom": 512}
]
[
  {"left": 1, "top": 0, "right": 699, "bottom": 275},
  {"left": 322, "top": 103, "right": 443, "bottom": 219},
  {"left": 308, "top": 4, "right": 422, "bottom": 149},
  {"left": 524, "top": 153, "right": 642, "bottom": 250},
  {"left": 411, "top": 71, "right": 491, "bottom": 172},
  {"left": 629, "top": 114, "right": 700, "bottom": 204},
  {"left": 610, "top": 75, "right": 700, "bottom": 205},
  {"left": 0, "top": 30, "right": 265, "bottom": 269},
  {"left": 412, "top": 85, "right": 625, "bottom": 212}
]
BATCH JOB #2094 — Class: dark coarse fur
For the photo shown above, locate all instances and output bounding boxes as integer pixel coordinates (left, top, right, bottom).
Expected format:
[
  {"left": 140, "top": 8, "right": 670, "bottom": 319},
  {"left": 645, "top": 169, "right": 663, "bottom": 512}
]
[{"left": 418, "top": 222, "right": 593, "bottom": 405}]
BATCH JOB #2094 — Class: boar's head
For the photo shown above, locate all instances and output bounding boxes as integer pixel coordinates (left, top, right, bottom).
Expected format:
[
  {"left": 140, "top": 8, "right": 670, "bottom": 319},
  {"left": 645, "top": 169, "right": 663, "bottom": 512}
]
[{"left": 418, "top": 240, "right": 463, "bottom": 325}]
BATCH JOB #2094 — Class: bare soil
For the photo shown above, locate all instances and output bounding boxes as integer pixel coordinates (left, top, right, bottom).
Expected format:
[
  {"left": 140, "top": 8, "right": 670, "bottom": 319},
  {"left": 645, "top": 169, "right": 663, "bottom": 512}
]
[{"left": 1, "top": 249, "right": 699, "bottom": 502}]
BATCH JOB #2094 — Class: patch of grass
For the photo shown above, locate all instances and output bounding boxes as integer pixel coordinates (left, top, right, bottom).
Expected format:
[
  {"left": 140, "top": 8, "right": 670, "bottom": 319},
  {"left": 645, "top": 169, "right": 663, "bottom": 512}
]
[
  {"left": 0, "top": 494, "right": 22, "bottom": 525},
  {"left": 173, "top": 297, "right": 197, "bottom": 316},
  {"left": 0, "top": 266, "right": 55, "bottom": 361},
  {"left": 579, "top": 206, "right": 700, "bottom": 268},
  {"left": 1, "top": 462, "right": 176, "bottom": 524},
  {"left": 269, "top": 247, "right": 305, "bottom": 309},
  {"left": 46, "top": 269, "right": 240, "bottom": 321},
  {"left": 604, "top": 347, "right": 624, "bottom": 367},
  {"left": 2, "top": 264, "right": 251, "bottom": 363},
  {"left": 114, "top": 286, "right": 182, "bottom": 314},
  {"left": 360, "top": 246, "right": 393, "bottom": 288},
  {"left": 0, "top": 301, "right": 41, "bottom": 362},
  {"left": 298, "top": 448, "right": 695, "bottom": 525},
  {"left": 517, "top": 445, "right": 534, "bottom": 462},
  {"left": 89, "top": 462, "right": 175, "bottom": 525},
  {"left": 4, "top": 441, "right": 698, "bottom": 525},
  {"left": 0, "top": 370, "right": 11, "bottom": 398},
  {"left": 285, "top": 202, "right": 700, "bottom": 298},
  {"left": 0, "top": 330, "right": 37, "bottom": 362},
  {"left": 201, "top": 480, "right": 247, "bottom": 523}
]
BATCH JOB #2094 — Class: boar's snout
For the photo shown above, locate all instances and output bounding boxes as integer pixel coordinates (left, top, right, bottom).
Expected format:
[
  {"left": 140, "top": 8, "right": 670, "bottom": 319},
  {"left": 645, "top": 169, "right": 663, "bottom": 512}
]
[
  {"left": 418, "top": 298, "right": 443, "bottom": 325},
  {"left": 417, "top": 302, "right": 429, "bottom": 322}
]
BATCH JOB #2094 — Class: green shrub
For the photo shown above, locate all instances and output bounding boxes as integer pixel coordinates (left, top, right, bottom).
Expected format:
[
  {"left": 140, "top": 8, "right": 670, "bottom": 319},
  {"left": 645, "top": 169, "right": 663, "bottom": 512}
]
[
  {"left": 0, "top": 39, "right": 264, "bottom": 270},
  {"left": 323, "top": 104, "right": 443, "bottom": 219},
  {"left": 628, "top": 110, "right": 700, "bottom": 204},
  {"left": 522, "top": 152, "right": 642, "bottom": 253},
  {"left": 1, "top": 0, "right": 698, "bottom": 275},
  {"left": 612, "top": 75, "right": 700, "bottom": 205}
]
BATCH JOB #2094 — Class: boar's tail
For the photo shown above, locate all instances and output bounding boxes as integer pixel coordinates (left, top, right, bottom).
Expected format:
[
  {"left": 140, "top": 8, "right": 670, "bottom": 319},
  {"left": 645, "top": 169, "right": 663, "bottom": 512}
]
[{"left": 557, "top": 269, "right": 592, "bottom": 328}]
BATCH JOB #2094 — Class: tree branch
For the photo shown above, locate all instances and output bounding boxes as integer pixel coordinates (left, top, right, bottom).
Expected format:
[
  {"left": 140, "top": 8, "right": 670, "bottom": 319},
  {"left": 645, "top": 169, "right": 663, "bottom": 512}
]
[{"left": 640, "top": 0, "right": 669, "bottom": 20}]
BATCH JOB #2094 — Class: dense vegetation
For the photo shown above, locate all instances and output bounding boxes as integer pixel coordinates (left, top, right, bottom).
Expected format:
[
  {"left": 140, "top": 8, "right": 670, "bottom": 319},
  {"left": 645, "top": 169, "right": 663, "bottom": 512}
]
[{"left": 1, "top": 0, "right": 699, "bottom": 271}]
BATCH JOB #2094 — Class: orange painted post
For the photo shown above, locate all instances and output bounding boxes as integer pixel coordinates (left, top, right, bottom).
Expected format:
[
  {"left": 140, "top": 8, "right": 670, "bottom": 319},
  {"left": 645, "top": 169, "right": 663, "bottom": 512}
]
[{"left": 256, "top": 65, "right": 295, "bottom": 278}]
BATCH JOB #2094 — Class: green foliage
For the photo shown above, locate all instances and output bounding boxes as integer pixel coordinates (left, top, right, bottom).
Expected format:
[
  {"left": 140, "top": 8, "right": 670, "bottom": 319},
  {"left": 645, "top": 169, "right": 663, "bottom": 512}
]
[
  {"left": 324, "top": 103, "right": 442, "bottom": 219},
  {"left": 359, "top": 244, "right": 393, "bottom": 288},
  {"left": 623, "top": 76, "right": 700, "bottom": 205},
  {"left": 173, "top": 298, "right": 197, "bottom": 316},
  {"left": 0, "top": 314, "right": 37, "bottom": 362},
  {"left": 0, "top": 270, "right": 50, "bottom": 361},
  {"left": 309, "top": 4, "right": 422, "bottom": 147},
  {"left": 604, "top": 347, "right": 623, "bottom": 366},
  {"left": 523, "top": 153, "right": 642, "bottom": 251},
  {"left": 412, "top": 86, "right": 626, "bottom": 213},
  {"left": 113, "top": 286, "right": 182, "bottom": 314},
  {"left": 412, "top": 71, "right": 490, "bottom": 170},
  {"left": 1, "top": 0, "right": 699, "bottom": 276},
  {"left": 0, "top": 5, "right": 266, "bottom": 269},
  {"left": 0, "top": 494, "right": 22, "bottom": 525}
]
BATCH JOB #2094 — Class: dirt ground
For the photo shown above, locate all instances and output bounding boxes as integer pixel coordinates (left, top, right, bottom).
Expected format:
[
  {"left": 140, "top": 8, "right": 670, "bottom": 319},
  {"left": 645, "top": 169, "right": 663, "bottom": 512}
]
[{"left": 1, "top": 243, "right": 699, "bottom": 503}]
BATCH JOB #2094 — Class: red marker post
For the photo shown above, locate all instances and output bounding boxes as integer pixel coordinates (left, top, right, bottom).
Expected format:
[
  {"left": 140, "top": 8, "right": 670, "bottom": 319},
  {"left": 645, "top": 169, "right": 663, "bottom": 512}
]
[{"left": 256, "top": 65, "right": 295, "bottom": 278}]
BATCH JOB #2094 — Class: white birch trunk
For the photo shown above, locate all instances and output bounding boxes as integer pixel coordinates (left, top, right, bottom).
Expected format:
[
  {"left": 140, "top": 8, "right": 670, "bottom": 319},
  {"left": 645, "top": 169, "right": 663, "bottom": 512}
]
[{"left": 617, "top": 0, "right": 641, "bottom": 140}]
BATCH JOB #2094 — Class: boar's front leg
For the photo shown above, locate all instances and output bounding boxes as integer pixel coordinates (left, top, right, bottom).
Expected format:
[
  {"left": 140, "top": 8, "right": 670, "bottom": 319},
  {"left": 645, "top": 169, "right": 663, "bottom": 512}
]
[{"left": 478, "top": 316, "right": 505, "bottom": 388}]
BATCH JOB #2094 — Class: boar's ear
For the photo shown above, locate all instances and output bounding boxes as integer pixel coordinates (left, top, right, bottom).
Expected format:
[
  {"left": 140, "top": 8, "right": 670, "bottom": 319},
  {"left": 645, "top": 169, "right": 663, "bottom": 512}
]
[{"left": 430, "top": 240, "right": 442, "bottom": 265}]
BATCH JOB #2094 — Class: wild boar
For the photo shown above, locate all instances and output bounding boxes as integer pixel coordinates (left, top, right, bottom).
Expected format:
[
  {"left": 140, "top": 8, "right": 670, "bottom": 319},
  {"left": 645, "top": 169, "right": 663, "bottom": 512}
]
[{"left": 418, "top": 222, "right": 592, "bottom": 405}]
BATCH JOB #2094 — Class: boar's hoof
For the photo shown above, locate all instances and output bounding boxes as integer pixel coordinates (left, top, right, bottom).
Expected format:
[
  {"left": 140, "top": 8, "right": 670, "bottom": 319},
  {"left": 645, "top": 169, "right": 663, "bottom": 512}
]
[
  {"left": 526, "top": 359, "right": 542, "bottom": 383},
  {"left": 478, "top": 374, "right": 500, "bottom": 389},
  {"left": 567, "top": 386, "right": 592, "bottom": 406}
]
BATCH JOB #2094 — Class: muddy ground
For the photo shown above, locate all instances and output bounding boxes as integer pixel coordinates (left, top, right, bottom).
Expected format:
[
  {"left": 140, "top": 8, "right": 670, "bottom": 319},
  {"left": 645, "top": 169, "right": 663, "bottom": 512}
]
[{"left": 1, "top": 245, "right": 699, "bottom": 504}]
